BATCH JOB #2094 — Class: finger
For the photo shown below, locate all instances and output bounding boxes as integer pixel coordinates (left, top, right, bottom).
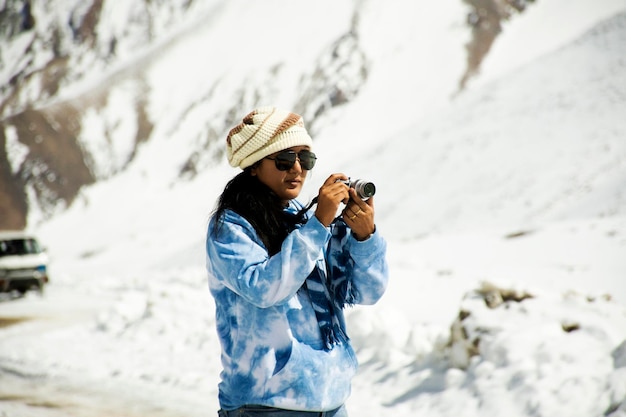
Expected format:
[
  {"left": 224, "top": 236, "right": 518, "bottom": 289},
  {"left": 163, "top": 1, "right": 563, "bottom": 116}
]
[
  {"left": 347, "top": 188, "right": 363, "bottom": 203},
  {"left": 348, "top": 189, "right": 369, "bottom": 211},
  {"left": 333, "top": 184, "right": 350, "bottom": 201},
  {"left": 320, "top": 182, "right": 348, "bottom": 200},
  {"left": 344, "top": 204, "right": 364, "bottom": 218},
  {"left": 346, "top": 203, "right": 362, "bottom": 216},
  {"left": 349, "top": 200, "right": 375, "bottom": 223},
  {"left": 343, "top": 209, "right": 358, "bottom": 222},
  {"left": 324, "top": 173, "right": 348, "bottom": 186}
]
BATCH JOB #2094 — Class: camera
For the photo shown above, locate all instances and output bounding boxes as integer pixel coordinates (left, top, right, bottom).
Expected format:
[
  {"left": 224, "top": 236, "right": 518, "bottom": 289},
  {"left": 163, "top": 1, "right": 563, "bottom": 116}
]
[{"left": 338, "top": 178, "right": 376, "bottom": 200}]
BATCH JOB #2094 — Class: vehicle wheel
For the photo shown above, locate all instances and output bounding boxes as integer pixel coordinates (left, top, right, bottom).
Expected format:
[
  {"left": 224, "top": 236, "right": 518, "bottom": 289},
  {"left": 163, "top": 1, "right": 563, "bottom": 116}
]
[{"left": 36, "top": 282, "right": 45, "bottom": 296}]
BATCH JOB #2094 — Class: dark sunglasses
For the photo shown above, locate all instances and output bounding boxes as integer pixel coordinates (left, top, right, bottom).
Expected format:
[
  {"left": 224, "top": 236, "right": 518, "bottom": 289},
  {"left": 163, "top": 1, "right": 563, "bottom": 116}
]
[{"left": 265, "top": 150, "right": 317, "bottom": 171}]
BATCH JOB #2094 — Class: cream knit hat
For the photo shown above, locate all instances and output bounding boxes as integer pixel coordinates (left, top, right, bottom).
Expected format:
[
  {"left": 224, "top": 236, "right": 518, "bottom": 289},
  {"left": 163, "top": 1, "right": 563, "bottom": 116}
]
[{"left": 226, "top": 107, "right": 313, "bottom": 169}]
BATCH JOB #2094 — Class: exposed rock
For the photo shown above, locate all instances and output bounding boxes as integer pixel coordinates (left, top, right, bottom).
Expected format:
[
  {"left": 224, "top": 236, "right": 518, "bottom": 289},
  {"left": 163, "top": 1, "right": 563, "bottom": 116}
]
[
  {"left": 0, "top": 0, "right": 531, "bottom": 228},
  {"left": 459, "top": 0, "right": 536, "bottom": 90}
]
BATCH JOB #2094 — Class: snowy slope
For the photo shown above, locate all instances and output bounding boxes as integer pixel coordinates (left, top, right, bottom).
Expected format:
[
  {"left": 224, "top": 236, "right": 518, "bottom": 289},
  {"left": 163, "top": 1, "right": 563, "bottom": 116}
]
[
  {"left": 370, "top": 10, "right": 626, "bottom": 237},
  {"left": 1, "top": 2, "right": 625, "bottom": 417}
]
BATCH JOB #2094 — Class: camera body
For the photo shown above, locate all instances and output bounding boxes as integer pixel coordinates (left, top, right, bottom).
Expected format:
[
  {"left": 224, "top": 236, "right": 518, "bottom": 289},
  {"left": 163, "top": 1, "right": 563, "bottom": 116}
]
[{"left": 338, "top": 178, "right": 376, "bottom": 200}]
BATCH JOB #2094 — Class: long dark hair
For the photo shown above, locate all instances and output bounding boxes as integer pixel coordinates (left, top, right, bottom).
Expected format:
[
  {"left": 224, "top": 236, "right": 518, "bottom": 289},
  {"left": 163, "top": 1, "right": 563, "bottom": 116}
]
[{"left": 212, "top": 168, "right": 307, "bottom": 255}]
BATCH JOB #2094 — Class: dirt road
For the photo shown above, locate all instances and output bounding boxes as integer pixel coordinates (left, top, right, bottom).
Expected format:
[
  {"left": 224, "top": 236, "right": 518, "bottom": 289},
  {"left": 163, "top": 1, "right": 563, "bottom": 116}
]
[
  {"left": 0, "top": 367, "right": 196, "bottom": 417},
  {"left": 0, "top": 290, "right": 207, "bottom": 417}
]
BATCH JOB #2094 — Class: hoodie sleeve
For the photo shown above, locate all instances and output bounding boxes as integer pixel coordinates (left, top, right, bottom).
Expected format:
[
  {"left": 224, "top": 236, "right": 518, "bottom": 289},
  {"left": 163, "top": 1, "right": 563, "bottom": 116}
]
[
  {"left": 345, "top": 230, "right": 389, "bottom": 304},
  {"left": 206, "top": 209, "right": 331, "bottom": 308},
  {"left": 327, "top": 222, "right": 389, "bottom": 306}
]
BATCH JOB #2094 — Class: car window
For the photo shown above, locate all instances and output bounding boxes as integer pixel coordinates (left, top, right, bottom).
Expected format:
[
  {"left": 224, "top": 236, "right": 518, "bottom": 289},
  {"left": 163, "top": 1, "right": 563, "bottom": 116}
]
[{"left": 0, "top": 239, "right": 42, "bottom": 257}]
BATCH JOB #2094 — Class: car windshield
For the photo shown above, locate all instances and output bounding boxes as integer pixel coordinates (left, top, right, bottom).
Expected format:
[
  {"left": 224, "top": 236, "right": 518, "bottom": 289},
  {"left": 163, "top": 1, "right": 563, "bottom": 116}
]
[{"left": 0, "top": 239, "right": 42, "bottom": 257}]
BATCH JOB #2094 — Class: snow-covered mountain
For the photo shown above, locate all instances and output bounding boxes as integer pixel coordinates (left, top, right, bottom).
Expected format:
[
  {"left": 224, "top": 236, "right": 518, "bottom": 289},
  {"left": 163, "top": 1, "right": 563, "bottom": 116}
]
[
  {"left": 1, "top": 1, "right": 625, "bottom": 417},
  {"left": 0, "top": 0, "right": 571, "bottom": 229},
  {"left": 2, "top": 0, "right": 624, "bottom": 237}
]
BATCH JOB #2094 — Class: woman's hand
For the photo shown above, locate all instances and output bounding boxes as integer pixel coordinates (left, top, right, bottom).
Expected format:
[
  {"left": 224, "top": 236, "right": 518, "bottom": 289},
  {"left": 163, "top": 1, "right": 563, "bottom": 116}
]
[
  {"left": 314, "top": 174, "right": 350, "bottom": 227},
  {"left": 342, "top": 189, "right": 375, "bottom": 241}
]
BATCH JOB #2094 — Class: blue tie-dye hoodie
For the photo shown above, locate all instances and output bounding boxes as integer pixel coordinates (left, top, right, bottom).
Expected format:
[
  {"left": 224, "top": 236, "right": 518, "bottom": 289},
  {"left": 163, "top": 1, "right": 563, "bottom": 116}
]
[{"left": 205, "top": 200, "right": 388, "bottom": 411}]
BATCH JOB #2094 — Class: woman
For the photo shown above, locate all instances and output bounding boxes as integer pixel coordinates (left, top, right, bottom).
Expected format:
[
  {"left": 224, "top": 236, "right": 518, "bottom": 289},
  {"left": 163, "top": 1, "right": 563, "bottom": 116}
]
[{"left": 206, "top": 107, "right": 388, "bottom": 416}]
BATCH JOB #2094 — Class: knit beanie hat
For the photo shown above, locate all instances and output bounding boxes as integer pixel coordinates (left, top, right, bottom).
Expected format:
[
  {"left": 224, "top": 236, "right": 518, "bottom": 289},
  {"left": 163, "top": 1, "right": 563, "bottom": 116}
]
[{"left": 226, "top": 106, "right": 313, "bottom": 169}]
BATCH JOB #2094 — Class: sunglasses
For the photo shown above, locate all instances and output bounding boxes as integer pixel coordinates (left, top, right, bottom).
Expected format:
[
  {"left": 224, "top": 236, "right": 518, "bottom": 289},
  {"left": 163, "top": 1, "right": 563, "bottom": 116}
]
[{"left": 265, "top": 150, "right": 317, "bottom": 171}]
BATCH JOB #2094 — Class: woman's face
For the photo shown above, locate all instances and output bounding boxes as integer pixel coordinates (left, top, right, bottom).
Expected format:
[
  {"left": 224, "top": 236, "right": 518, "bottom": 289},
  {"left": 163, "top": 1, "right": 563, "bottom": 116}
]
[{"left": 251, "top": 146, "right": 311, "bottom": 203}]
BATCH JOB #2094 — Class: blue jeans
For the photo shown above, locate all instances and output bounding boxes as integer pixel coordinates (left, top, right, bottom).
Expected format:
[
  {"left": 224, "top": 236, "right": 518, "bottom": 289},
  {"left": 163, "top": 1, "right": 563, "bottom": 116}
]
[{"left": 218, "top": 405, "right": 347, "bottom": 417}]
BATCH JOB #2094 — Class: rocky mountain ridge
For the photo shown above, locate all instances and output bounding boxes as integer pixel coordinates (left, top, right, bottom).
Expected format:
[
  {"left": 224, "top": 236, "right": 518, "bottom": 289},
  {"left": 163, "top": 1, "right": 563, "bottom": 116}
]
[{"left": 1, "top": 0, "right": 534, "bottom": 229}]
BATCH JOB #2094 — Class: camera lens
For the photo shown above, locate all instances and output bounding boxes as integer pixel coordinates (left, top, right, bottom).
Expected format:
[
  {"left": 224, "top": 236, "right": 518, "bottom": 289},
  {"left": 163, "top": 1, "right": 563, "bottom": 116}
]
[
  {"left": 353, "top": 180, "right": 375, "bottom": 199},
  {"left": 336, "top": 178, "right": 376, "bottom": 200},
  {"left": 361, "top": 182, "right": 376, "bottom": 198}
]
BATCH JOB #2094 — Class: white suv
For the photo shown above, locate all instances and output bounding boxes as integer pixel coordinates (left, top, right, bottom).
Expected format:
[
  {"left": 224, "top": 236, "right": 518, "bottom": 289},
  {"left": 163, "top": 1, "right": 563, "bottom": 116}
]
[{"left": 0, "top": 231, "right": 49, "bottom": 294}]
